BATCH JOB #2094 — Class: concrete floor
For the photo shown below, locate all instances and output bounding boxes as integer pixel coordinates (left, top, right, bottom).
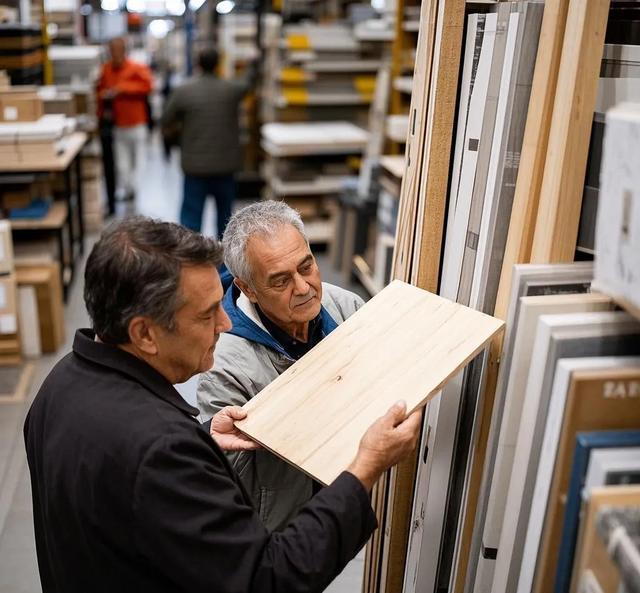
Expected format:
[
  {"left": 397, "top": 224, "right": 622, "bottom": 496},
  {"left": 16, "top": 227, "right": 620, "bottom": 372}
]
[{"left": 0, "top": 134, "right": 367, "bottom": 592}]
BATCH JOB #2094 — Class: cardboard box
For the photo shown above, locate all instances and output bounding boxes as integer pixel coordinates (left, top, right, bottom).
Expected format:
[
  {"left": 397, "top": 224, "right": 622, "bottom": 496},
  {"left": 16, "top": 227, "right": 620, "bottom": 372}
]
[
  {"left": 16, "top": 262, "right": 64, "bottom": 353},
  {"left": 0, "top": 88, "right": 43, "bottom": 122},
  {"left": 0, "top": 219, "right": 14, "bottom": 274},
  {"left": 0, "top": 274, "right": 18, "bottom": 335}
]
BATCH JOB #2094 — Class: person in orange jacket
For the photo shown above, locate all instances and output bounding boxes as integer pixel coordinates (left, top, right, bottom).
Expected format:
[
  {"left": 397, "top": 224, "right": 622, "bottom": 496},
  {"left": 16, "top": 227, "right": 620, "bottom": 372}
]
[{"left": 97, "top": 37, "right": 153, "bottom": 206}]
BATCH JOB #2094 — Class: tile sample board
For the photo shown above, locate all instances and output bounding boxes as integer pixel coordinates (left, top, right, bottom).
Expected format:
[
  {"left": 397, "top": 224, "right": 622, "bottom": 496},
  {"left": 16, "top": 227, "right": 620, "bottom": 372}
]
[{"left": 235, "top": 280, "right": 504, "bottom": 486}]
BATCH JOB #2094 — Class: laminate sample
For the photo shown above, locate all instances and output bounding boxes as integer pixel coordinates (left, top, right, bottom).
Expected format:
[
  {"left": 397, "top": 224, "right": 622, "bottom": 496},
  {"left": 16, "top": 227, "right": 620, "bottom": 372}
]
[{"left": 236, "top": 280, "right": 504, "bottom": 486}]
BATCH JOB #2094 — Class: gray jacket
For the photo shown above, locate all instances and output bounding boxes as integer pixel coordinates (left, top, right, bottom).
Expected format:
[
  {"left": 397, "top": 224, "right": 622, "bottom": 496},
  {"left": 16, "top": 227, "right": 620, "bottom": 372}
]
[
  {"left": 197, "top": 282, "right": 364, "bottom": 531},
  {"left": 161, "top": 73, "right": 251, "bottom": 176}
]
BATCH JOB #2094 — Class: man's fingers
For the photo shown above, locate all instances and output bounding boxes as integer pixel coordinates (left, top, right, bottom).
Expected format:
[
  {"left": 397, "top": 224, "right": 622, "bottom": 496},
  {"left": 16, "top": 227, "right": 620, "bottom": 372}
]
[
  {"left": 383, "top": 400, "right": 408, "bottom": 427},
  {"left": 395, "top": 409, "right": 422, "bottom": 441},
  {"left": 224, "top": 406, "right": 247, "bottom": 420}
]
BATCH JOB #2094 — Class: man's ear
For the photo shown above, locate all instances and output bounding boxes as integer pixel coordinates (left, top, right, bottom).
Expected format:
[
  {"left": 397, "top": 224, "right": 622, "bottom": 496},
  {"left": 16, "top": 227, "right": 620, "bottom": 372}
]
[
  {"left": 127, "top": 316, "right": 159, "bottom": 356},
  {"left": 234, "top": 278, "right": 258, "bottom": 304}
]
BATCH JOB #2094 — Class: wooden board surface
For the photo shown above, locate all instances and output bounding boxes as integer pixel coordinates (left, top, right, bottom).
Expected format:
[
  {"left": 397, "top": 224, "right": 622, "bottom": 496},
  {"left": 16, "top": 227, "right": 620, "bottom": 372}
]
[
  {"left": 410, "top": 0, "right": 465, "bottom": 290},
  {"left": 390, "top": 0, "right": 439, "bottom": 284},
  {"left": 493, "top": 0, "right": 569, "bottom": 318},
  {"left": 530, "top": 0, "right": 610, "bottom": 263},
  {"left": 236, "top": 280, "right": 504, "bottom": 486}
]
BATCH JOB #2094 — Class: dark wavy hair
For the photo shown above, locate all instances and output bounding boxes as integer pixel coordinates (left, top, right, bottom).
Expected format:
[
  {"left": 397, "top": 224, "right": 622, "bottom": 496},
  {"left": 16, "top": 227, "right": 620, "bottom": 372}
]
[
  {"left": 84, "top": 216, "right": 223, "bottom": 344},
  {"left": 198, "top": 48, "right": 219, "bottom": 72}
]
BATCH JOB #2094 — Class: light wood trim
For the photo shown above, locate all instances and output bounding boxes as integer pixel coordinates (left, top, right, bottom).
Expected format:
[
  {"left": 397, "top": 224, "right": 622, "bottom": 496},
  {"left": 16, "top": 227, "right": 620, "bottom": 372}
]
[
  {"left": 530, "top": 0, "right": 610, "bottom": 263},
  {"left": 493, "top": 0, "right": 570, "bottom": 318}
]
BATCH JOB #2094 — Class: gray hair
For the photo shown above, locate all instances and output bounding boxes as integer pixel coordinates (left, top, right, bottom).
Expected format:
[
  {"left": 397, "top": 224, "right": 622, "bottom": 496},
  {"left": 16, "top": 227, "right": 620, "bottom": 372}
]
[{"left": 223, "top": 200, "right": 307, "bottom": 285}]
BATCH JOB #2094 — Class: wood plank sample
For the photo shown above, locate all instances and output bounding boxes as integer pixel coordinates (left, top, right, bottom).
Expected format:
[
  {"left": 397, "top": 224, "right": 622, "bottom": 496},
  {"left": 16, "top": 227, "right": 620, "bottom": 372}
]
[
  {"left": 530, "top": 0, "right": 610, "bottom": 263},
  {"left": 410, "top": 0, "right": 465, "bottom": 291},
  {"left": 494, "top": 0, "right": 570, "bottom": 318},
  {"left": 236, "top": 280, "right": 504, "bottom": 486},
  {"left": 390, "top": 0, "right": 439, "bottom": 284}
]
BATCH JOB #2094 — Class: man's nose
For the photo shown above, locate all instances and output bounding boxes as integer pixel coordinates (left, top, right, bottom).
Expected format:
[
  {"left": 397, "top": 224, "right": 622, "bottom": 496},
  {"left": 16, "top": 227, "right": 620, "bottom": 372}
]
[
  {"left": 216, "top": 308, "right": 232, "bottom": 333},
  {"left": 292, "top": 273, "right": 308, "bottom": 294}
]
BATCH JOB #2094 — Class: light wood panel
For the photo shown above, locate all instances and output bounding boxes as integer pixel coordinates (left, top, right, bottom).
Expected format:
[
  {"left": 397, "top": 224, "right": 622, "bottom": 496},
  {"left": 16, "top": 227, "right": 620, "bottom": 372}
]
[
  {"left": 391, "top": 0, "right": 439, "bottom": 284},
  {"left": 410, "top": 0, "right": 465, "bottom": 291},
  {"left": 236, "top": 280, "right": 504, "bottom": 486},
  {"left": 530, "top": 0, "right": 610, "bottom": 263},
  {"left": 493, "top": 0, "right": 569, "bottom": 319}
]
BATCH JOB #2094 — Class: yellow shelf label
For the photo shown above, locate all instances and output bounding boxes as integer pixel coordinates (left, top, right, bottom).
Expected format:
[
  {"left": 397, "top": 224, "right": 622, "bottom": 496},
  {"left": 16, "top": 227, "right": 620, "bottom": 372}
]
[
  {"left": 282, "top": 88, "right": 309, "bottom": 105},
  {"left": 287, "top": 34, "right": 311, "bottom": 50},
  {"left": 280, "top": 67, "right": 307, "bottom": 83},
  {"left": 354, "top": 75, "right": 377, "bottom": 94}
]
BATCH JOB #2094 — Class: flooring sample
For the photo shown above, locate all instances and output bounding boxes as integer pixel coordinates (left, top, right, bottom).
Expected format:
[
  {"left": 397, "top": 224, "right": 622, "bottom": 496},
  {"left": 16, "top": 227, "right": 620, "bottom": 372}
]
[
  {"left": 531, "top": 0, "right": 610, "bottom": 262},
  {"left": 235, "top": 280, "right": 504, "bottom": 486}
]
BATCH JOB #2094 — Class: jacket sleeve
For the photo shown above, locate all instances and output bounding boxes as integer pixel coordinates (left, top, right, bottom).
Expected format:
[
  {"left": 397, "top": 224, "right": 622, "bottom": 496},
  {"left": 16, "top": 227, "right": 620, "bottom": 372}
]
[
  {"left": 160, "top": 88, "right": 182, "bottom": 139},
  {"left": 133, "top": 431, "right": 376, "bottom": 593},
  {"left": 197, "top": 354, "right": 256, "bottom": 421},
  {"left": 197, "top": 357, "right": 257, "bottom": 472},
  {"left": 116, "top": 64, "right": 153, "bottom": 96}
]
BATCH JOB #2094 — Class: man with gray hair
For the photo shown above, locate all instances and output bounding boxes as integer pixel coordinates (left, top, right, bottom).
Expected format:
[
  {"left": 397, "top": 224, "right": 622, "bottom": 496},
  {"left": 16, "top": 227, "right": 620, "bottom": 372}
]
[{"left": 197, "top": 200, "right": 364, "bottom": 531}]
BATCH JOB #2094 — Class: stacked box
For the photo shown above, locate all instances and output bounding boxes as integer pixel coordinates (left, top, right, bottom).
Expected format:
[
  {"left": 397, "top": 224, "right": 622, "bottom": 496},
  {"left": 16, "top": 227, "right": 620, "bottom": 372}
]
[
  {"left": 0, "top": 24, "right": 43, "bottom": 85},
  {"left": 0, "top": 220, "right": 20, "bottom": 364},
  {"left": 0, "top": 86, "right": 43, "bottom": 122}
]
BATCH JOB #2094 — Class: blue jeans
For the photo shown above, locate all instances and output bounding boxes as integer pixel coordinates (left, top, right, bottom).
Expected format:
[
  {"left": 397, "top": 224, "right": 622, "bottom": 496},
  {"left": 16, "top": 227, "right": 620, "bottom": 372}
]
[{"left": 181, "top": 174, "right": 235, "bottom": 237}]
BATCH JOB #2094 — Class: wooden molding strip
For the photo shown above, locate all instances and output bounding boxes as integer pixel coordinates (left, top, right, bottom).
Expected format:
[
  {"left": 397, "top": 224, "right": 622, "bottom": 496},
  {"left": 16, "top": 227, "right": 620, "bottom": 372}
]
[
  {"left": 493, "top": 0, "right": 570, "bottom": 318},
  {"left": 530, "top": 0, "right": 610, "bottom": 263},
  {"left": 390, "top": 0, "right": 439, "bottom": 284}
]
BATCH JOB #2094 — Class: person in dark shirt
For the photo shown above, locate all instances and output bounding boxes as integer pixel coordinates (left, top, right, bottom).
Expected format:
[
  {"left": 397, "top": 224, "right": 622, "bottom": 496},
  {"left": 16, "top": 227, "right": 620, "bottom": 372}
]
[{"left": 24, "top": 216, "right": 421, "bottom": 593}]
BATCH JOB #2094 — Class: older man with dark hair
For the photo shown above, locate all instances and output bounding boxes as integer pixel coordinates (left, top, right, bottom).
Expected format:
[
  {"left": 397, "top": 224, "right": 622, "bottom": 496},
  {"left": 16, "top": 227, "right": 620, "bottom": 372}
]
[
  {"left": 197, "top": 200, "right": 366, "bottom": 531},
  {"left": 24, "top": 216, "right": 421, "bottom": 593}
]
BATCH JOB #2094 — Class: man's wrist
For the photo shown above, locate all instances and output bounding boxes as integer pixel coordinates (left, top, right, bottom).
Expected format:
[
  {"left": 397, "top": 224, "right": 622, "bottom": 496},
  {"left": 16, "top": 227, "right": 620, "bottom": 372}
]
[{"left": 346, "top": 458, "right": 379, "bottom": 492}]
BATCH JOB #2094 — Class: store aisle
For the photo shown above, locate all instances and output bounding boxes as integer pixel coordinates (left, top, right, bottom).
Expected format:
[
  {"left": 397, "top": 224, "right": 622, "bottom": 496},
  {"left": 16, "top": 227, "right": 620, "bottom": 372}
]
[{"left": 0, "top": 134, "right": 365, "bottom": 593}]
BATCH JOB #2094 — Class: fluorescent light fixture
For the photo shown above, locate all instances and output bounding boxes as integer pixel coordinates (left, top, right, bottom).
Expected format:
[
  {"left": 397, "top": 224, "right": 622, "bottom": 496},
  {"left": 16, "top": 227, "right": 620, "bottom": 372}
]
[
  {"left": 188, "top": 0, "right": 206, "bottom": 10},
  {"left": 149, "top": 18, "right": 174, "bottom": 38},
  {"left": 126, "top": 0, "right": 145, "bottom": 12},
  {"left": 101, "top": 0, "right": 120, "bottom": 10},
  {"left": 166, "top": 0, "right": 185, "bottom": 14},
  {"left": 216, "top": 0, "right": 234, "bottom": 15}
]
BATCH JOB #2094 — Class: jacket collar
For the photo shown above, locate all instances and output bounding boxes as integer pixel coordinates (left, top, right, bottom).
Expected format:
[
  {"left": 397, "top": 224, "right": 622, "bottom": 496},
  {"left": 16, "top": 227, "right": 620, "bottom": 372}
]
[
  {"left": 72, "top": 329, "right": 200, "bottom": 418},
  {"left": 222, "top": 284, "right": 338, "bottom": 358}
]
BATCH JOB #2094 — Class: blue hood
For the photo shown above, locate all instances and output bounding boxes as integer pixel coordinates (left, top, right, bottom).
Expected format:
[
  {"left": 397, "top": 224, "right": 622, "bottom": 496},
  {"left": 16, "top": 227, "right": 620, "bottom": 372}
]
[{"left": 222, "top": 284, "right": 339, "bottom": 359}]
